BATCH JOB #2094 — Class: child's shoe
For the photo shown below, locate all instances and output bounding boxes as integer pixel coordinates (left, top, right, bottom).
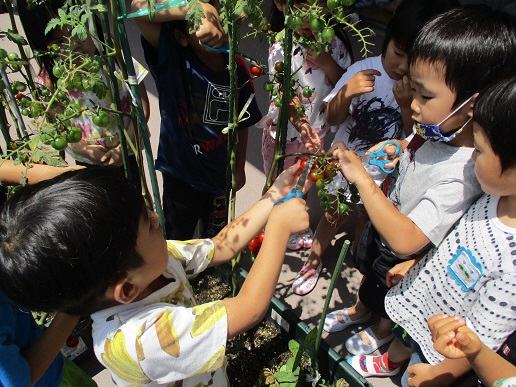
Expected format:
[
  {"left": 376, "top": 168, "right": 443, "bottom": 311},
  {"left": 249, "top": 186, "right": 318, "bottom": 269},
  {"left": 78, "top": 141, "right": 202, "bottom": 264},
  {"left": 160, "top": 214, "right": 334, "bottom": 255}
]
[
  {"left": 300, "top": 228, "right": 314, "bottom": 249},
  {"left": 287, "top": 233, "right": 304, "bottom": 250},
  {"left": 347, "top": 353, "right": 402, "bottom": 377}
]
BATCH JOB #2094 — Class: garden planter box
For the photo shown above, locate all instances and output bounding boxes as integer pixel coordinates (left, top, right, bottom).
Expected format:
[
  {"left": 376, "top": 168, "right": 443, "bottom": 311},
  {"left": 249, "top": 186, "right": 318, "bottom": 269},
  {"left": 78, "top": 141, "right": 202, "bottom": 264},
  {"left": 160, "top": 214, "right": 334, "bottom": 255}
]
[{"left": 237, "top": 268, "right": 372, "bottom": 387}]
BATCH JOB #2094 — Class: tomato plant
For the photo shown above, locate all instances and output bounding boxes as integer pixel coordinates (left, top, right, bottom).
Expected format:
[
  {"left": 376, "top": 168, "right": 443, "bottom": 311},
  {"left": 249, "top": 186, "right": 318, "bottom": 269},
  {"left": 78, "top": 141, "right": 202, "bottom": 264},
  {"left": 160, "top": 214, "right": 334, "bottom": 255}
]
[
  {"left": 92, "top": 111, "right": 110, "bottom": 127},
  {"left": 274, "top": 61, "right": 284, "bottom": 72}
]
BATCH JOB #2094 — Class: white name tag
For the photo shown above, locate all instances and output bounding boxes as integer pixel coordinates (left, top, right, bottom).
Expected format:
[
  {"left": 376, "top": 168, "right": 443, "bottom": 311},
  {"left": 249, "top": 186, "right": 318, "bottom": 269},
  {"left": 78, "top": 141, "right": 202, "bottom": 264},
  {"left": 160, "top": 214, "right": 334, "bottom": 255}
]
[{"left": 447, "top": 247, "right": 483, "bottom": 291}]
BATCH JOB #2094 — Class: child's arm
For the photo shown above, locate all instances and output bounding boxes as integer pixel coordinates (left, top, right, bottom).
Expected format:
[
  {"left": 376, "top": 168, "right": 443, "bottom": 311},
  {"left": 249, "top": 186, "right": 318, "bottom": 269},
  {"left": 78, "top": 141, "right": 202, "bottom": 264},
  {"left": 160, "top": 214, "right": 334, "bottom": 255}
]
[
  {"left": 407, "top": 358, "right": 472, "bottom": 386},
  {"left": 289, "top": 96, "right": 322, "bottom": 153},
  {"left": 235, "top": 128, "right": 248, "bottom": 191},
  {"left": 0, "top": 161, "right": 84, "bottom": 185},
  {"left": 326, "top": 69, "right": 381, "bottom": 126},
  {"left": 21, "top": 313, "right": 80, "bottom": 386},
  {"left": 222, "top": 198, "right": 309, "bottom": 338},
  {"left": 393, "top": 75, "right": 414, "bottom": 136},
  {"left": 385, "top": 257, "right": 421, "bottom": 288},
  {"left": 331, "top": 146, "right": 430, "bottom": 257},
  {"left": 131, "top": 0, "right": 225, "bottom": 50},
  {"left": 210, "top": 162, "right": 306, "bottom": 264},
  {"left": 429, "top": 314, "right": 516, "bottom": 387},
  {"left": 306, "top": 47, "right": 345, "bottom": 86}
]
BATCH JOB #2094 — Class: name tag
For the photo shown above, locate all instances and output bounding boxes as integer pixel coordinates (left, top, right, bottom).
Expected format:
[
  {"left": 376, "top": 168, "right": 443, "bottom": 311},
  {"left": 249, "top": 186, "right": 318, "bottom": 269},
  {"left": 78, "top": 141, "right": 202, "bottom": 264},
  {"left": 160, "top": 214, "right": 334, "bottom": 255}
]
[{"left": 447, "top": 247, "right": 483, "bottom": 291}]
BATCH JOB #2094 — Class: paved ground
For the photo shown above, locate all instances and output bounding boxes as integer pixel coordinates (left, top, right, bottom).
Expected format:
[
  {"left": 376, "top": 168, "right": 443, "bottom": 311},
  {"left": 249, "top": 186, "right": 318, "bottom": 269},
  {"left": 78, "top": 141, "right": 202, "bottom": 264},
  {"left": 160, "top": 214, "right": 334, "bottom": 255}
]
[{"left": 1, "top": 6, "right": 403, "bottom": 386}]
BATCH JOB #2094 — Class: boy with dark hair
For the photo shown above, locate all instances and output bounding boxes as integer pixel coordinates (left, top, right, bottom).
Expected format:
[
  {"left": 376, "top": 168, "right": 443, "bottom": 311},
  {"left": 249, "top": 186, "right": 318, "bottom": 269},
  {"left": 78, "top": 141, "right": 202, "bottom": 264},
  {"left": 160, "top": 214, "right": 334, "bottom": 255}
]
[
  {"left": 326, "top": 4, "right": 516, "bottom": 366},
  {"left": 0, "top": 164, "right": 309, "bottom": 386}
]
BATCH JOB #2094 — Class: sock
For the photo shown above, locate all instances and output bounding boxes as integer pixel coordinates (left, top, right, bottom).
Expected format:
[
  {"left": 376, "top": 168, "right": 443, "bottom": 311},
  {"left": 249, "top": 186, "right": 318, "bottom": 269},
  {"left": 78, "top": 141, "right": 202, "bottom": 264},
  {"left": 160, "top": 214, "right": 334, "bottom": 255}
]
[{"left": 360, "top": 353, "right": 402, "bottom": 374}]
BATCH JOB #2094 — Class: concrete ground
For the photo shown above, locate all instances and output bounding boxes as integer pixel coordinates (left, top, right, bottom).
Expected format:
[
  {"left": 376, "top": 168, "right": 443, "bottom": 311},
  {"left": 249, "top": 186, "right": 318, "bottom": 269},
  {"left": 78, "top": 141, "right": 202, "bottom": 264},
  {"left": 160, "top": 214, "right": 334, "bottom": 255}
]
[{"left": 1, "top": 5, "right": 402, "bottom": 386}]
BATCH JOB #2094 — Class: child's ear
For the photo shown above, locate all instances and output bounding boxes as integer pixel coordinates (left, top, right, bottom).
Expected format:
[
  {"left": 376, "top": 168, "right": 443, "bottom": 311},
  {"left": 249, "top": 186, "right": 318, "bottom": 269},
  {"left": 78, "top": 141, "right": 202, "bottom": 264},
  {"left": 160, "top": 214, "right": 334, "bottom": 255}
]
[
  {"left": 274, "top": 0, "right": 286, "bottom": 12},
  {"left": 112, "top": 277, "right": 140, "bottom": 304},
  {"left": 174, "top": 29, "right": 189, "bottom": 48},
  {"left": 467, "top": 93, "right": 480, "bottom": 117}
]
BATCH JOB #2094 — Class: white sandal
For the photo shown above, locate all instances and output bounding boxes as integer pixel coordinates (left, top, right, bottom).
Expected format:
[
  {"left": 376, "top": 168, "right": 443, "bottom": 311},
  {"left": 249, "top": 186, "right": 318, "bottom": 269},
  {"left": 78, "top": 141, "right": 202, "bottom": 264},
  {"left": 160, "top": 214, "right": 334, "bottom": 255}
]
[
  {"left": 345, "top": 327, "right": 394, "bottom": 355},
  {"left": 323, "top": 309, "right": 372, "bottom": 333}
]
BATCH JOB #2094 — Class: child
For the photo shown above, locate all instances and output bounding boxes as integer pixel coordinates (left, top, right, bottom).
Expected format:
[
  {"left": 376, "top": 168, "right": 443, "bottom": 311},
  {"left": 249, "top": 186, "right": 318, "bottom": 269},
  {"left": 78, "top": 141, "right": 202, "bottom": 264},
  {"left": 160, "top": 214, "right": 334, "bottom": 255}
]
[
  {"left": 18, "top": 0, "right": 150, "bottom": 185},
  {"left": 339, "top": 52, "right": 516, "bottom": 384},
  {"left": 325, "top": 5, "right": 516, "bottom": 360},
  {"left": 292, "top": 0, "right": 456, "bottom": 296},
  {"left": 428, "top": 314, "right": 516, "bottom": 387},
  {"left": 131, "top": 0, "right": 262, "bottom": 240},
  {"left": 258, "top": 0, "right": 353, "bottom": 251},
  {"left": 0, "top": 163, "right": 309, "bottom": 386},
  {"left": 0, "top": 163, "right": 94, "bottom": 387}
]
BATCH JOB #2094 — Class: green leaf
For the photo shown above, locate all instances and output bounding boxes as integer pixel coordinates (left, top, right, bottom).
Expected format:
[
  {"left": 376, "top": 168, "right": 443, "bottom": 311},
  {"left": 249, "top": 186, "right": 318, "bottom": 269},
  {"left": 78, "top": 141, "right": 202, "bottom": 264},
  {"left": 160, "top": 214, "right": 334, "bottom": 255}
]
[
  {"left": 186, "top": 0, "right": 205, "bottom": 34},
  {"left": 44, "top": 19, "right": 61, "bottom": 35},
  {"left": 273, "top": 371, "right": 298, "bottom": 383},
  {"left": 6, "top": 30, "right": 27, "bottom": 45}
]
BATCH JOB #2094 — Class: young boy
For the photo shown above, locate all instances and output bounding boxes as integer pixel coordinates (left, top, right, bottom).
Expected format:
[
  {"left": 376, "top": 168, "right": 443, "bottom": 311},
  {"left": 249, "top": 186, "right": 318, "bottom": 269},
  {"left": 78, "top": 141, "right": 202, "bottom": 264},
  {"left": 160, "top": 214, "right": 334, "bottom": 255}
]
[
  {"left": 0, "top": 164, "right": 309, "bottom": 386},
  {"left": 325, "top": 5, "right": 516, "bottom": 360},
  {"left": 292, "top": 0, "right": 458, "bottom": 296},
  {"left": 372, "top": 76, "right": 516, "bottom": 386},
  {"left": 131, "top": 0, "right": 262, "bottom": 240}
]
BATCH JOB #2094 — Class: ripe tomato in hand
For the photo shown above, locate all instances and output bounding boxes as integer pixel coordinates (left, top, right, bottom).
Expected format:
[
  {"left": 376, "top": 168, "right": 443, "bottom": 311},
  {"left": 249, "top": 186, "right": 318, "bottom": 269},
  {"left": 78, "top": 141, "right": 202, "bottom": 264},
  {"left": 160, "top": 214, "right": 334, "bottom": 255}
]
[
  {"left": 250, "top": 65, "right": 263, "bottom": 76},
  {"left": 299, "top": 158, "right": 307, "bottom": 171}
]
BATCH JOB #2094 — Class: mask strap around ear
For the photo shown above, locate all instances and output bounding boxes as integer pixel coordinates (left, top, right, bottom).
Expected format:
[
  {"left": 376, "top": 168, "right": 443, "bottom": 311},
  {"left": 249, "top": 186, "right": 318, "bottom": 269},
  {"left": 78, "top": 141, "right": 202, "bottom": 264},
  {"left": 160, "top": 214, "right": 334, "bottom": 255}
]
[{"left": 437, "top": 95, "right": 474, "bottom": 125}]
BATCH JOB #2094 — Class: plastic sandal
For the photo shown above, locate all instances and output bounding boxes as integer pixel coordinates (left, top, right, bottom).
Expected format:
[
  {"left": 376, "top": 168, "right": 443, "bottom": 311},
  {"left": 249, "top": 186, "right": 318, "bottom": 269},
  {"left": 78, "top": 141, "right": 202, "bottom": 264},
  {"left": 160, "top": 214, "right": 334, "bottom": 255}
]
[
  {"left": 287, "top": 233, "right": 304, "bottom": 250},
  {"left": 345, "top": 327, "right": 394, "bottom": 355},
  {"left": 347, "top": 354, "right": 401, "bottom": 377},
  {"left": 301, "top": 228, "right": 314, "bottom": 249},
  {"left": 323, "top": 309, "right": 372, "bottom": 333},
  {"left": 292, "top": 263, "right": 322, "bottom": 296}
]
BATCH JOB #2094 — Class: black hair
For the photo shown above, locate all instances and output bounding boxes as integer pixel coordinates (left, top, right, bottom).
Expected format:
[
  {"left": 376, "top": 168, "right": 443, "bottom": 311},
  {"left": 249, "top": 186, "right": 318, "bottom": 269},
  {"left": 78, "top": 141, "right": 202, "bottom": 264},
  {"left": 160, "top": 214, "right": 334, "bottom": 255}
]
[
  {"left": 0, "top": 166, "right": 146, "bottom": 315},
  {"left": 268, "top": 0, "right": 355, "bottom": 64},
  {"left": 474, "top": 76, "right": 516, "bottom": 172},
  {"left": 409, "top": 5, "right": 516, "bottom": 107},
  {"left": 381, "top": 0, "right": 459, "bottom": 55}
]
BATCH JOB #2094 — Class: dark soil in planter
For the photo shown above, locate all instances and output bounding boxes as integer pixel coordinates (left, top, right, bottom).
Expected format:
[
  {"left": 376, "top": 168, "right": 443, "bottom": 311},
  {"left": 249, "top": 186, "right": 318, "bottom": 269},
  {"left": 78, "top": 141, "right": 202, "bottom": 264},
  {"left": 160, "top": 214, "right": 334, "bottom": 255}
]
[{"left": 192, "top": 272, "right": 292, "bottom": 386}]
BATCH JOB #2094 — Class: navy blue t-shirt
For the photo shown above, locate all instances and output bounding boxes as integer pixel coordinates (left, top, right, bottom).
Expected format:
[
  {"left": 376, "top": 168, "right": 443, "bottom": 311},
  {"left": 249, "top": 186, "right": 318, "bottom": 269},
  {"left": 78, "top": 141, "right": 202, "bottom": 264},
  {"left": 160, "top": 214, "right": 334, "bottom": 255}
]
[{"left": 142, "top": 22, "right": 261, "bottom": 195}]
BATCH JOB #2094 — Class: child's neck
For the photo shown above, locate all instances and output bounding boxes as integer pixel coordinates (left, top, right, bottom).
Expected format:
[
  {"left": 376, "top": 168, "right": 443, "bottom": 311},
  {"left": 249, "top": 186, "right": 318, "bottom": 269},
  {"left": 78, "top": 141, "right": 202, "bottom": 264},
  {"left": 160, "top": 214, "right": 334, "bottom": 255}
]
[
  {"left": 446, "top": 122, "right": 474, "bottom": 148},
  {"left": 135, "top": 275, "right": 172, "bottom": 301},
  {"left": 498, "top": 195, "right": 516, "bottom": 228}
]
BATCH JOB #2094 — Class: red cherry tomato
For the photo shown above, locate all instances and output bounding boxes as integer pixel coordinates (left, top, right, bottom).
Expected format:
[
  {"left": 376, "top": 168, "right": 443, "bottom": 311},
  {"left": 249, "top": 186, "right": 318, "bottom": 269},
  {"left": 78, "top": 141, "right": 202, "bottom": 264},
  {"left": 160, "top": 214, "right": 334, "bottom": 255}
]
[
  {"left": 247, "top": 237, "right": 260, "bottom": 252},
  {"left": 250, "top": 65, "right": 263, "bottom": 76},
  {"left": 309, "top": 168, "right": 325, "bottom": 182},
  {"left": 66, "top": 335, "right": 79, "bottom": 348},
  {"left": 257, "top": 231, "right": 265, "bottom": 244},
  {"left": 298, "top": 158, "right": 307, "bottom": 171},
  {"left": 324, "top": 163, "right": 338, "bottom": 179}
]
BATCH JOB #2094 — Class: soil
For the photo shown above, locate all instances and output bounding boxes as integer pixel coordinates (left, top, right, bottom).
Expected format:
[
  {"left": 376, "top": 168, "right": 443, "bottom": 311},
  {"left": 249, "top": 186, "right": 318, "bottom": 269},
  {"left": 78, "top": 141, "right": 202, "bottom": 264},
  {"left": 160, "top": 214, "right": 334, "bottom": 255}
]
[{"left": 191, "top": 272, "right": 292, "bottom": 386}]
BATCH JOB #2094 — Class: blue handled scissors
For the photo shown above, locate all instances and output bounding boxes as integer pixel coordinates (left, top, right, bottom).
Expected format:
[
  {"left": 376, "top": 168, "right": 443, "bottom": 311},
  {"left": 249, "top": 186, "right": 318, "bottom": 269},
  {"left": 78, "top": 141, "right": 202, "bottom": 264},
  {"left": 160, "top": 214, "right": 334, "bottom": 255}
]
[
  {"left": 203, "top": 43, "right": 262, "bottom": 67},
  {"left": 274, "top": 159, "right": 314, "bottom": 206},
  {"left": 360, "top": 140, "right": 400, "bottom": 174}
]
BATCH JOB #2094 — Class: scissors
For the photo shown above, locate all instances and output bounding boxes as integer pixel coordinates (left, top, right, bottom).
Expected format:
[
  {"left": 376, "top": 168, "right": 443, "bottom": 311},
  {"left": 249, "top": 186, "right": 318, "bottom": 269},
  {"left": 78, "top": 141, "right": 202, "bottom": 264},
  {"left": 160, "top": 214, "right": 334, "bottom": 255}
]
[
  {"left": 360, "top": 140, "right": 400, "bottom": 174},
  {"left": 274, "top": 158, "right": 314, "bottom": 206},
  {"left": 202, "top": 43, "right": 262, "bottom": 67}
]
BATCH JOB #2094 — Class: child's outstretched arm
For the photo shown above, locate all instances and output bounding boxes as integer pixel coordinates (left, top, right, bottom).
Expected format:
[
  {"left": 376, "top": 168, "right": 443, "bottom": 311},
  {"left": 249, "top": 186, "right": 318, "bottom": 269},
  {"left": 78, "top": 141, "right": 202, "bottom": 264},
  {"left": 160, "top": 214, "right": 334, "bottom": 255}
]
[
  {"left": 326, "top": 69, "right": 381, "bottom": 126},
  {"left": 429, "top": 314, "right": 516, "bottom": 387},
  {"left": 331, "top": 147, "right": 430, "bottom": 257},
  {"left": 0, "top": 161, "right": 84, "bottom": 186},
  {"left": 289, "top": 96, "right": 322, "bottom": 153},
  {"left": 131, "top": 0, "right": 225, "bottom": 50},
  {"left": 222, "top": 198, "right": 309, "bottom": 338}
]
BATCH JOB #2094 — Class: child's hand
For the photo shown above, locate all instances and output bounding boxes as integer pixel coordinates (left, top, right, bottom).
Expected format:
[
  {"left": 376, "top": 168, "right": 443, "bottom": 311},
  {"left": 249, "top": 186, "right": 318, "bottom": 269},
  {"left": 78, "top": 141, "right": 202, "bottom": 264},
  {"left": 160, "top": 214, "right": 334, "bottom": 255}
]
[
  {"left": 393, "top": 75, "right": 412, "bottom": 110},
  {"left": 269, "top": 198, "right": 309, "bottom": 236},
  {"left": 407, "top": 363, "right": 437, "bottom": 386},
  {"left": 195, "top": 2, "right": 226, "bottom": 48},
  {"left": 306, "top": 46, "right": 332, "bottom": 69},
  {"left": 101, "top": 147, "right": 123, "bottom": 167},
  {"left": 329, "top": 147, "right": 370, "bottom": 185},
  {"left": 300, "top": 125, "right": 322, "bottom": 154},
  {"left": 345, "top": 69, "right": 381, "bottom": 99},
  {"left": 268, "top": 161, "right": 311, "bottom": 201},
  {"left": 428, "top": 314, "right": 482, "bottom": 360},
  {"left": 74, "top": 143, "right": 109, "bottom": 164},
  {"left": 386, "top": 258, "right": 418, "bottom": 288}
]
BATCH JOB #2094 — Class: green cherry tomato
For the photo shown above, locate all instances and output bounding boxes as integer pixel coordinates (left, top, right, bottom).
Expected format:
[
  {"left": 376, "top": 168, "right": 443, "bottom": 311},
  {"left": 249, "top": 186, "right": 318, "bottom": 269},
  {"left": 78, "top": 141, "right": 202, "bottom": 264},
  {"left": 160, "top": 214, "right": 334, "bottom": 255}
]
[
  {"left": 263, "top": 81, "right": 274, "bottom": 93},
  {"left": 342, "top": 0, "right": 355, "bottom": 5},
  {"left": 271, "top": 88, "right": 279, "bottom": 96},
  {"left": 92, "top": 111, "right": 110, "bottom": 127},
  {"left": 52, "top": 65, "right": 63, "bottom": 78},
  {"left": 7, "top": 52, "right": 19, "bottom": 61},
  {"left": 13, "top": 81, "right": 27, "bottom": 92},
  {"left": 56, "top": 90, "right": 66, "bottom": 100},
  {"left": 66, "top": 126, "right": 83, "bottom": 143},
  {"left": 0, "top": 48, "right": 7, "bottom": 59},
  {"left": 315, "top": 178, "right": 327, "bottom": 189},
  {"left": 40, "top": 133, "right": 53, "bottom": 145},
  {"left": 296, "top": 106, "right": 305, "bottom": 115},
  {"left": 274, "top": 72, "right": 284, "bottom": 84},
  {"left": 273, "top": 97, "right": 282, "bottom": 107},
  {"left": 52, "top": 136, "right": 68, "bottom": 151},
  {"left": 274, "top": 61, "right": 284, "bottom": 72},
  {"left": 286, "top": 15, "right": 303, "bottom": 30},
  {"left": 309, "top": 17, "right": 324, "bottom": 33},
  {"left": 321, "top": 27, "right": 335, "bottom": 42},
  {"left": 21, "top": 108, "right": 30, "bottom": 116},
  {"left": 317, "top": 188, "right": 329, "bottom": 199},
  {"left": 338, "top": 202, "right": 350, "bottom": 215},
  {"left": 327, "top": 0, "right": 341, "bottom": 10},
  {"left": 302, "top": 87, "right": 313, "bottom": 98},
  {"left": 65, "top": 104, "right": 79, "bottom": 117}
]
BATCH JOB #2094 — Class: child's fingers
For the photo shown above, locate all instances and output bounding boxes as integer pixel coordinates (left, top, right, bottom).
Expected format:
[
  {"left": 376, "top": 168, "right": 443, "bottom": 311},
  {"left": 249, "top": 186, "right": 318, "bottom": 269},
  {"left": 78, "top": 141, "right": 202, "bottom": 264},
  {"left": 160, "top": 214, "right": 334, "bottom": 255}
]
[
  {"left": 428, "top": 314, "right": 450, "bottom": 329},
  {"left": 361, "top": 69, "right": 382, "bottom": 77}
]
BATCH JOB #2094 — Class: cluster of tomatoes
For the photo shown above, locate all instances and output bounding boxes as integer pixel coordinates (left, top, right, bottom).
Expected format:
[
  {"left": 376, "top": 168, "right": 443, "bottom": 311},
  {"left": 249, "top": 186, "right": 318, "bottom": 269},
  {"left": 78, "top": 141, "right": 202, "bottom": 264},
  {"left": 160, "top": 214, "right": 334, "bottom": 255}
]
[
  {"left": 247, "top": 231, "right": 265, "bottom": 260},
  {"left": 302, "top": 155, "right": 360, "bottom": 216},
  {"left": 0, "top": 48, "right": 23, "bottom": 72}
]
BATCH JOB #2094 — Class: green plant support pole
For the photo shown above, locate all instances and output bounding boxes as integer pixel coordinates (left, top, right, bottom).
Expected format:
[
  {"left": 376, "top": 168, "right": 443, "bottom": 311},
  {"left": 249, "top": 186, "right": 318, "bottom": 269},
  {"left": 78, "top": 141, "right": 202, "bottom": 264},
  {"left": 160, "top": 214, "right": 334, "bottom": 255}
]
[
  {"left": 0, "top": 65, "right": 28, "bottom": 139},
  {"left": 314, "top": 239, "right": 350, "bottom": 368},
  {"left": 116, "top": 0, "right": 166, "bottom": 233}
]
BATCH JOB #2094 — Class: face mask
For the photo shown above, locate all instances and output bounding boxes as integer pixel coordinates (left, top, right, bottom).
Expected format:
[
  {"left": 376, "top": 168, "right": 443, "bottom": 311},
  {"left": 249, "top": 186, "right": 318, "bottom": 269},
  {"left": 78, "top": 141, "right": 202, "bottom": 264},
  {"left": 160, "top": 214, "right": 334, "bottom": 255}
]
[{"left": 414, "top": 96, "right": 474, "bottom": 142}]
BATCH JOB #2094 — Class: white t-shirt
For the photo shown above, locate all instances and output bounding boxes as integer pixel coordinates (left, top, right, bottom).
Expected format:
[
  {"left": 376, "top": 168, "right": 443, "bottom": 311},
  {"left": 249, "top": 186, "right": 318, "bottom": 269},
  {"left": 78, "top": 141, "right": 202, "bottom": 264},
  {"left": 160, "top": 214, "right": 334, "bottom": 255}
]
[
  {"left": 325, "top": 55, "right": 404, "bottom": 155},
  {"left": 92, "top": 239, "right": 229, "bottom": 386},
  {"left": 258, "top": 34, "right": 352, "bottom": 142},
  {"left": 385, "top": 194, "right": 516, "bottom": 365}
]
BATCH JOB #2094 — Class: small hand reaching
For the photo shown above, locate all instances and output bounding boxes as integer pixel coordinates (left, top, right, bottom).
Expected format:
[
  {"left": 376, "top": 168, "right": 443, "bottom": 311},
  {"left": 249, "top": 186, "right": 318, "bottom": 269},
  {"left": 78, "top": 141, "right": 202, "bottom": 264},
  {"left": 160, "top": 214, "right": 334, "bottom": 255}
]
[{"left": 428, "top": 314, "right": 482, "bottom": 359}]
